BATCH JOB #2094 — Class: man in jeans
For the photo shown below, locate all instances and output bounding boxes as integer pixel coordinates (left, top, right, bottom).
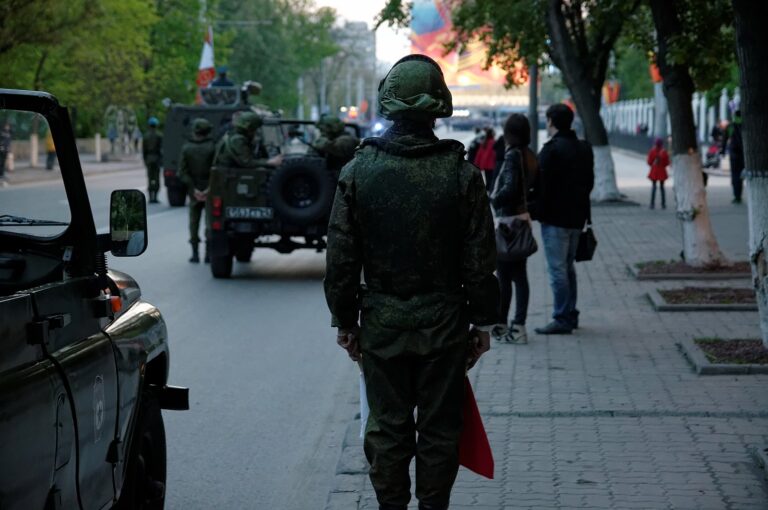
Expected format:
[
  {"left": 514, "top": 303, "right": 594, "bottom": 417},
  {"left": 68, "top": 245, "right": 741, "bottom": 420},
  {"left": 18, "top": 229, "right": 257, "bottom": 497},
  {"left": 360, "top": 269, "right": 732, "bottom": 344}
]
[{"left": 532, "top": 104, "right": 594, "bottom": 334}]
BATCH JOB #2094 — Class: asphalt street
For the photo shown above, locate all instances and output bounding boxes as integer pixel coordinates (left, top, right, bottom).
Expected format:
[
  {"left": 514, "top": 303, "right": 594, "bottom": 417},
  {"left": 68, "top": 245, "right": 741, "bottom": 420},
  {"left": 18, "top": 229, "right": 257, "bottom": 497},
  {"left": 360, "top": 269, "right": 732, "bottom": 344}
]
[{"left": 2, "top": 167, "right": 359, "bottom": 509}]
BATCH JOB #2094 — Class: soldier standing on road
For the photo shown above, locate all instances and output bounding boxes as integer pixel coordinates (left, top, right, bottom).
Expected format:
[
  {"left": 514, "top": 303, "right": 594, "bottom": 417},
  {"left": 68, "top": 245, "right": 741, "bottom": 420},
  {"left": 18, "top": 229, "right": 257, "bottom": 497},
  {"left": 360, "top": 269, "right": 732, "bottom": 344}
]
[
  {"left": 213, "top": 112, "right": 282, "bottom": 168},
  {"left": 142, "top": 117, "right": 163, "bottom": 203},
  {"left": 324, "top": 54, "right": 499, "bottom": 510},
  {"left": 178, "top": 118, "right": 216, "bottom": 263},
  {"left": 311, "top": 116, "right": 360, "bottom": 173}
]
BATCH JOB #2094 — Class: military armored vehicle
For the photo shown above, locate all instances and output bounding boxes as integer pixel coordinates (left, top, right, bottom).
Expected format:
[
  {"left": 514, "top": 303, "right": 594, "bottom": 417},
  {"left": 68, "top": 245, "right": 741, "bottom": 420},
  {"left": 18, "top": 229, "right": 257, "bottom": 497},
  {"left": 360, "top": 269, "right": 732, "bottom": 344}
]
[
  {"left": 0, "top": 89, "right": 188, "bottom": 509},
  {"left": 207, "top": 119, "right": 360, "bottom": 278},
  {"left": 162, "top": 84, "right": 271, "bottom": 206}
]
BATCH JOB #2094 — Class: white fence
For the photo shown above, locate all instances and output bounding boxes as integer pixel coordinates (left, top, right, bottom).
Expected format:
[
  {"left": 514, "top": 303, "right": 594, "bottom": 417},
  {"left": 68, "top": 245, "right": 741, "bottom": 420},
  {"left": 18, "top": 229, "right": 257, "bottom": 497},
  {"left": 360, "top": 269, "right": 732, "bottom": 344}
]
[{"left": 601, "top": 88, "right": 740, "bottom": 144}]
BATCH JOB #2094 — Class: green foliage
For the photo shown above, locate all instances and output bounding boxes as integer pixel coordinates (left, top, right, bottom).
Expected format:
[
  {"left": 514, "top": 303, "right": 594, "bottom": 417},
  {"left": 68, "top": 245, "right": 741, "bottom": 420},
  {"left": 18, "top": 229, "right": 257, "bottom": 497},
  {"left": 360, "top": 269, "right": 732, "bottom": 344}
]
[
  {"left": 217, "top": 0, "right": 338, "bottom": 114},
  {"left": 612, "top": 38, "right": 654, "bottom": 100}
]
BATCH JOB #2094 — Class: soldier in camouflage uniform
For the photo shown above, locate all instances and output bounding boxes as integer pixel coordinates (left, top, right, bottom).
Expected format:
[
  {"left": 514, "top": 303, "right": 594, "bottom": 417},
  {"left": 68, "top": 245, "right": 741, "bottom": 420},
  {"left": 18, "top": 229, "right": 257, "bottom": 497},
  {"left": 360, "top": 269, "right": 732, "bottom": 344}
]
[
  {"left": 213, "top": 111, "right": 282, "bottom": 168},
  {"left": 312, "top": 115, "right": 360, "bottom": 173},
  {"left": 142, "top": 117, "right": 162, "bottom": 203},
  {"left": 324, "top": 54, "right": 499, "bottom": 510},
  {"left": 178, "top": 118, "right": 216, "bottom": 263}
]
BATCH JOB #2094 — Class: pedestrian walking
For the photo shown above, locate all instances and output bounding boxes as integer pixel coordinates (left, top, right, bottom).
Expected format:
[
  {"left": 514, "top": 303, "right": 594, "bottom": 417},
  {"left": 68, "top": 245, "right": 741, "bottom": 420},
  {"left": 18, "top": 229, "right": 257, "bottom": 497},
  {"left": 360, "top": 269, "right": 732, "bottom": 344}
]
[
  {"left": 178, "top": 118, "right": 216, "bottom": 263},
  {"left": 646, "top": 137, "right": 669, "bottom": 209},
  {"left": 490, "top": 114, "right": 539, "bottom": 344},
  {"left": 722, "top": 109, "right": 744, "bottom": 203},
  {"left": 108, "top": 125, "right": 118, "bottom": 154},
  {"left": 532, "top": 104, "right": 594, "bottom": 335},
  {"left": 142, "top": 117, "right": 162, "bottom": 203},
  {"left": 133, "top": 126, "right": 142, "bottom": 153},
  {"left": 324, "top": 54, "right": 499, "bottom": 510},
  {"left": 466, "top": 127, "right": 483, "bottom": 165},
  {"left": 473, "top": 127, "right": 497, "bottom": 192},
  {"left": 0, "top": 123, "right": 11, "bottom": 185},
  {"left": 45, "top": 129, "right": 56, "bottom": 170}
]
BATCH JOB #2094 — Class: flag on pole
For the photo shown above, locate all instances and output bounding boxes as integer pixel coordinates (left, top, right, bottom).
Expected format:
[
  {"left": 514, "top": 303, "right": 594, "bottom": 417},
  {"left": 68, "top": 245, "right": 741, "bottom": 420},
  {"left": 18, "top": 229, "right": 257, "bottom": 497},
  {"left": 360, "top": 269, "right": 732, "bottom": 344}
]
[
  {"left": 196, "top": 26, "right": 215, "bottom": 104},
  {"left": 459, "top": 377, "right": 494, "bottom": 479}
]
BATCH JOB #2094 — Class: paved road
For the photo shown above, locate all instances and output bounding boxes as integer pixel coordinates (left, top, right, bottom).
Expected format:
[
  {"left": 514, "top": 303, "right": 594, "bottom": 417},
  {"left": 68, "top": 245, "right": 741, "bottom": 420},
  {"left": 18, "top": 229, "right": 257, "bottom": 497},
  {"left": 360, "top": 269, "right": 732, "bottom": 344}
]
[{"left": 2, "top": 169, "right": 359, "bottom": 509}]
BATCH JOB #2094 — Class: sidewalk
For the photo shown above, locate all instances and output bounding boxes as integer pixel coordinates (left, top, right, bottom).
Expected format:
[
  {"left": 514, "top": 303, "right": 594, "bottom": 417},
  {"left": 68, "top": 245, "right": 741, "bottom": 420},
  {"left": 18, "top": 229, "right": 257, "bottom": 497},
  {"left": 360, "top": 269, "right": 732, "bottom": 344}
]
[
  {"left": 325, "top": 149, "right": 768, "bottom": 509},
  {"left": 2, "top": 154, "right": 143, "bottom": 186}
]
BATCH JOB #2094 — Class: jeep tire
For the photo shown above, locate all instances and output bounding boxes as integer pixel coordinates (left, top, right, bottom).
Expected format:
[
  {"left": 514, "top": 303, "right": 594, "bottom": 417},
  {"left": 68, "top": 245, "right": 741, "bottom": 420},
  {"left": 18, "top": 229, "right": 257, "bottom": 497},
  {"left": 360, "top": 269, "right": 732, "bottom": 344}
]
[
  {"left": 116, "top": 392, "right": 166, "bottom": 510},
  {"left": 167, "top": 186, "right": 187, "bottom": 207},
  {"left": 211, "top": 254, "right": 233, "bottom": 278},
  {"left": 268, "top": 157, "right": 334, "bottom": 225}
]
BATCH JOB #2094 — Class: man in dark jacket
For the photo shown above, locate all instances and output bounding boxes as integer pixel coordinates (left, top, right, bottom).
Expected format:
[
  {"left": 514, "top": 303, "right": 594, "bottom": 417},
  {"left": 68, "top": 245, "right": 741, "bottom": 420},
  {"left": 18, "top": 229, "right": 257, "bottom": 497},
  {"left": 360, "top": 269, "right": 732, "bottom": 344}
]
[
  {"left": 178, "top": 118, "right": 216, "bottom": 263},
  {"left": 324, "top": 54, "right": 499, "bottom": 510},
  {"left": 532, "top": 104, "right": 594, "bottom": 334},
  {"left": 722, "top": 109, "right": 744, "bottom": 203}
]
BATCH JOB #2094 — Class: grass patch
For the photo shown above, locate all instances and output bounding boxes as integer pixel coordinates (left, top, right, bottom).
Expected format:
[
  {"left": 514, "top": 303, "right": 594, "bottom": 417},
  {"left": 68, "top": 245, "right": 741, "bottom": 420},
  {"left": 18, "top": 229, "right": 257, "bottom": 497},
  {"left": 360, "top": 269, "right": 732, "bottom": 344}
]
[{"left": 694, "top": 338, "right": 768, "bottom": 364}]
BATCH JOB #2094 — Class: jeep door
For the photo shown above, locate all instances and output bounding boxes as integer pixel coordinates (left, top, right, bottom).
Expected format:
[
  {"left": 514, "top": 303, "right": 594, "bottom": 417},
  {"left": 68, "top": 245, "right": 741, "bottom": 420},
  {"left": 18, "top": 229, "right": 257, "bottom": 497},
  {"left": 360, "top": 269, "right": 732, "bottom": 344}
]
[
  {"left": 0, "top": 292, "right": 78, "bottom": 510},
  {"left": 29, "top": 277, "right": 120, "bottom": 510}
]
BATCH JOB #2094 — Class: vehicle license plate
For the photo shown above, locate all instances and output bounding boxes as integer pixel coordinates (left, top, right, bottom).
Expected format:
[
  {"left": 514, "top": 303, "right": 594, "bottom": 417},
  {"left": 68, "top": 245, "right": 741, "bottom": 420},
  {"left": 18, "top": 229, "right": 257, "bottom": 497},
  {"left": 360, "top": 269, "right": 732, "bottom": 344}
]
[{"left": 225, "top": 207, "right": 274, "bottom": 220}]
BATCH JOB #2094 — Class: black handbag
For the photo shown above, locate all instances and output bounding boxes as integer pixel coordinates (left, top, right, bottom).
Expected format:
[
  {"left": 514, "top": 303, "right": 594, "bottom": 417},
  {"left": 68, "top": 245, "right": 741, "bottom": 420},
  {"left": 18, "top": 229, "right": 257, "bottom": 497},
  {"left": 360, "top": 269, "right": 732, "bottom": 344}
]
[
  {"left": 495, "top": 150, "right": 537, "bottom": 262},
  {"left": 496, "top": 217, "right": 538, "bottom": 261},
  {"left": 575, "top": 213, "right": 597, "bottom": 262}
]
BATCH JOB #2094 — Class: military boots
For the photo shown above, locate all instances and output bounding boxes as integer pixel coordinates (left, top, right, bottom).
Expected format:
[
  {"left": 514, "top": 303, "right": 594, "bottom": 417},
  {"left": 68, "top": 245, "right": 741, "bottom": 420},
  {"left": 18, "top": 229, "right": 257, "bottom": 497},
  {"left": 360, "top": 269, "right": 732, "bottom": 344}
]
[{"left": 189, "top": 242, "right": 200, "bottom": 263}]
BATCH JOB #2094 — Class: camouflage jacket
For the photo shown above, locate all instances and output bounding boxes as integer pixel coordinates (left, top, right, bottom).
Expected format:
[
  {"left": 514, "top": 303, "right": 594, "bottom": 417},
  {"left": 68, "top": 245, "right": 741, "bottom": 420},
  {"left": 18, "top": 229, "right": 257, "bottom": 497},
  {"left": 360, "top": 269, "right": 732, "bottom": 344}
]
[
  {"left": 178, "top": 136, "right": 215, "bottom": 194},
  {"left": 142, "top": 130, "right": 162, "bottom": 164},
  {"left": 213, "top": 132, "right": 269, "bottom": 168},
  {"left": 324, "top": 131, "right": 499, "bottom": 330},
  {"left": 313, "top": 133, "right": 360, "bottom": 172}
]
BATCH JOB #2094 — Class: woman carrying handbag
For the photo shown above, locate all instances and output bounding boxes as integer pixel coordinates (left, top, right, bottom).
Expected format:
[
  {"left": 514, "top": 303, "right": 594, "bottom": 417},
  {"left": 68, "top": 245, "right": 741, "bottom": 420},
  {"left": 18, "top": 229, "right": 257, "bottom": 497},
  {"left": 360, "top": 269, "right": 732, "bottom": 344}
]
[{"left": 490, "top": 113, "right": 539, "bottom": 344}]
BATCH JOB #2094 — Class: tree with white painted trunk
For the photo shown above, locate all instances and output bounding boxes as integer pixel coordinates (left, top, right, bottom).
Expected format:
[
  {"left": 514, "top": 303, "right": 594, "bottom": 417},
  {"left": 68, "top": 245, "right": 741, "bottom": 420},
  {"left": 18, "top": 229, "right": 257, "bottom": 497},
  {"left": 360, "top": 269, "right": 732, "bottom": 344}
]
[
  {"left": 378, "top": 0, "right": 640, "bottom": 201},
  {"left": 733, "top": 0, "right": 768, "bottom": 347},
  {"left": 647, "top": 0, "right": 730, "bottom": 267}
]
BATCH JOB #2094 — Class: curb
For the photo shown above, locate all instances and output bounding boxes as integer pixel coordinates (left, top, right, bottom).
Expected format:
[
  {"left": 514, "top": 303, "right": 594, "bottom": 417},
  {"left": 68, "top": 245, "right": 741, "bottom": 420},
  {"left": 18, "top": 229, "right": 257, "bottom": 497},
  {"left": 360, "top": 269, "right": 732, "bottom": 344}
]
[
  {"left": 647, "top": 289, "right": 758, "bottom": 312},
  {"left": 752, "top": 446, "right": 768, "bottom": 481},
  {"left": 676, "top": 338, "right": 768, "bottom": 375},
  {"left": 628, "top": 263, "right": 750, "bottom": 281},
  {"left": 325, "top": 419, "right": 368, "bottom": 510}
]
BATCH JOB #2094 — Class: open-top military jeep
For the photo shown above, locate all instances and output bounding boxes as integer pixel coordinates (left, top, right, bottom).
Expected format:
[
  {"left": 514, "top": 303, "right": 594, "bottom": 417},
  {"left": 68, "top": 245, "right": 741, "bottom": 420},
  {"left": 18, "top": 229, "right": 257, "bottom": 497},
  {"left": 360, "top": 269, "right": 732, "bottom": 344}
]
[{"left": 0, "top": 90, "right": 188, "bottom": 509}]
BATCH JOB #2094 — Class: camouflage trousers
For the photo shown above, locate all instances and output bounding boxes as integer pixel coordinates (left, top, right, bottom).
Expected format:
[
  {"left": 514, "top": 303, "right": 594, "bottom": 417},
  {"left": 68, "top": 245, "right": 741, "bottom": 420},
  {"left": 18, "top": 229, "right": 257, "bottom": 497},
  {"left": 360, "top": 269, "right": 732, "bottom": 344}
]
[
  {"left": 146, "top": 162, "right": 160, "bottom": 193},
  {"left": 188, "top": 199, "right": 208, "bottom": 244},
  {"left": 361, "top": 295, "right": 468, "bottom": 508}
]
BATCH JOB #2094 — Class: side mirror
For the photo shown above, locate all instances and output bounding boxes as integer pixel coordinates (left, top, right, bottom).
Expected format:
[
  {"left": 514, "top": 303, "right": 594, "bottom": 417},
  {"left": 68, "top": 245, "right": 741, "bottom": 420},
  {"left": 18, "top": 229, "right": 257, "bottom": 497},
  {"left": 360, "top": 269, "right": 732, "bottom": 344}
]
[{"left": 110, "top": 190, "right": 148, "bottom": 257}]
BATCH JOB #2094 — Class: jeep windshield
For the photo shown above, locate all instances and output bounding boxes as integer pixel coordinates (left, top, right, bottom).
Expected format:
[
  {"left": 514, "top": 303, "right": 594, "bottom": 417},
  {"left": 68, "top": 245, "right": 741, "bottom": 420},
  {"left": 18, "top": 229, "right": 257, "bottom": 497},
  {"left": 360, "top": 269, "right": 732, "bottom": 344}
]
[{"left": 0, "top": 110, "right": 71, "bottom": 237}]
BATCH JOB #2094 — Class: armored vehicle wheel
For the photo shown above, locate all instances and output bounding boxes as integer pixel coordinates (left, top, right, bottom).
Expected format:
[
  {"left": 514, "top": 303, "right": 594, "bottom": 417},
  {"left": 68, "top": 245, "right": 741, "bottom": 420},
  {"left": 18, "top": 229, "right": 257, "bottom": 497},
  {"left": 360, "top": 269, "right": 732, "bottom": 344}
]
[
  {"left": 167, "top": 187, "right": 187, "bottom": 207},
  {"left": 211, "top": 254, "right": 233, "bottom": 278},
  {"left": 268, "top": 156, "right": 334, "bottom": 225},
  {"left": 235, "top": 247, "right": 253, "bottom": 263},
  {"left": 116, "top": 392, "right": 166, "bottom": 510}
]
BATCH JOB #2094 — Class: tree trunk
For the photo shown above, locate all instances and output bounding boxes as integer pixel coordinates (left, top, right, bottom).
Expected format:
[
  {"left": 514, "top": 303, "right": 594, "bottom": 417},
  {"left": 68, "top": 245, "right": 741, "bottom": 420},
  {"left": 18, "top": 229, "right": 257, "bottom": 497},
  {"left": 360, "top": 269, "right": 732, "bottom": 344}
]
[
  {"left": 544, "top": 1, "right": 622, "bottom": 202},
  {"left": 733, "top": 0, "right": 768, "bottom": 347},
  {"left": 650, "top": 0, "right": 725, "bottom": 267}
]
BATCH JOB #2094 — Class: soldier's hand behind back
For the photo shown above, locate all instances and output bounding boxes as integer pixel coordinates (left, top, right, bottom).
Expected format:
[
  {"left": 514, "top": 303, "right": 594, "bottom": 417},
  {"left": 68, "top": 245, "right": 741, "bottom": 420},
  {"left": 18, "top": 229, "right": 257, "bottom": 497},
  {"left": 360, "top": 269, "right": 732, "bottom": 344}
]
[
  {"left": 337, "top": 326, "right": 361, "bottom": 362},
  {"left": 467, "top": 328, "right": 491, "bottom": 370}
]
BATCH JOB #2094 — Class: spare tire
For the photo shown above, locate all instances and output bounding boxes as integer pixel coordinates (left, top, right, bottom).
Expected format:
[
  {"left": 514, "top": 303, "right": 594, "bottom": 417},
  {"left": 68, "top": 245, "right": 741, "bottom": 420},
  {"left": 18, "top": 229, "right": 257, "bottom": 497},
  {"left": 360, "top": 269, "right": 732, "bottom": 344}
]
[{"left": 268, "top": 156, "right": 335, "bottom": 225}]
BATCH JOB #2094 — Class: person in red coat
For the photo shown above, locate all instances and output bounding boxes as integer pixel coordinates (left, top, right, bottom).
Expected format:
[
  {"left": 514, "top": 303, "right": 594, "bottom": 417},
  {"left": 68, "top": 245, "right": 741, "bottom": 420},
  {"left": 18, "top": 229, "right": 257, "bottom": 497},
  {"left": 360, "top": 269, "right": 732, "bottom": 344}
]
[
  {"left": 473, "top": 127, "right": 497, "bottom": 192},
  {"left": 647, "top": 137, "right": 669, "bottom": 209}
]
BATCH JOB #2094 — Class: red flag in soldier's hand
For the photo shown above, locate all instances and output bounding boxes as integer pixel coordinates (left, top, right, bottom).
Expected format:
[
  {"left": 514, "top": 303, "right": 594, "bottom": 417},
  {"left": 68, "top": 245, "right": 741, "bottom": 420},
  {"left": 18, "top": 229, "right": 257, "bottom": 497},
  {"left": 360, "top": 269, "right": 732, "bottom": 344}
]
[{"left": 458, "top": 377, "right": 494, "bottom": 479}]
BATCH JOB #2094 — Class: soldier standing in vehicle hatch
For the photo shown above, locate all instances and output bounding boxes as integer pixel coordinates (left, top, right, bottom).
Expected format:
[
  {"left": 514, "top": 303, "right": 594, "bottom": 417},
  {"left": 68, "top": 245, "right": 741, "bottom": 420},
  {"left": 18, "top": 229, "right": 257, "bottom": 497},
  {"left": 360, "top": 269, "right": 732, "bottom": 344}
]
[
  {"left": 178, "top": 118, "right": 215, "bottom": 263},
  {"left": 213, "top": 112, "right": 282, "bottom": 168},
  {"left": 312, "top": 115, "right": 360, "bottom": 173},
  {"left": 142, "top": 117, "right": 163, "bottom": 203},
  {"left": 323, "top": 54, "right": 499, "bottom": 510}
]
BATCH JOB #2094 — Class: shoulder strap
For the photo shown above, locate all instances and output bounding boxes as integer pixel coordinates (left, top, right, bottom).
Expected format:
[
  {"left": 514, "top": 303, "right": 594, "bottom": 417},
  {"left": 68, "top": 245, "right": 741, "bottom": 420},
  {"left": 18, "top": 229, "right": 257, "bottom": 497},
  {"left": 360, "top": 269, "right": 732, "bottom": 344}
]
[{"left": 519, "top": 148, "right": 529, "bottom": 212}]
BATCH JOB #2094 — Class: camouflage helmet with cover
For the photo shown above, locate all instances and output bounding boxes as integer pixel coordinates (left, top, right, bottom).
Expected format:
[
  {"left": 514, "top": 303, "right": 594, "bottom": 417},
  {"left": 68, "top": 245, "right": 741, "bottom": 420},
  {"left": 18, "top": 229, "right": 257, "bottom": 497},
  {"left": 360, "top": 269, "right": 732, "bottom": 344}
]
[
  {"left": 233, "top": 111, "right": 263, "bottom": 136},
  {"left": 377, "top": 54, "right": 452, "bottom": 121},
  {"left": 191, "top": 118, "right": 213, "bottom": 139},
  {"left": 317, "top": 116, "right": 345, "bottom": 137}
]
